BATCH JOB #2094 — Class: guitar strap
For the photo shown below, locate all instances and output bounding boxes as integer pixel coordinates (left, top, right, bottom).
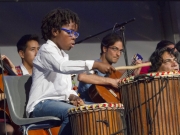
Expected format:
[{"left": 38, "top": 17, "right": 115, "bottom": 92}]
[{"left": 15, "top": 66, "right": 23, "bottom": 76}]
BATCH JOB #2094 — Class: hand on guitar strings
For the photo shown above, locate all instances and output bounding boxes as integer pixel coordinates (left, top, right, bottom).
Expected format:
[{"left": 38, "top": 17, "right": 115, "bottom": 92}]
[
  {"left": 109, "top": 78, "right": 122, "bottom": 89},
  {"left": 68, "top": 94, "right": 85, "bottom": 107}
]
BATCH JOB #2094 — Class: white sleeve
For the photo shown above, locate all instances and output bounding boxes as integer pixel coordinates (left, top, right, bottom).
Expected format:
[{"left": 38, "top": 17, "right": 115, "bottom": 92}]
[{"left": 36, "top": 46, "right": 94, "bottom": 74}]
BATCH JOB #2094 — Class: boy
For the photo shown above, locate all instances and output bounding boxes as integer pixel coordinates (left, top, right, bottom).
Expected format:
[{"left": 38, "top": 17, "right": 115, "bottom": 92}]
[{"left": 26, "top": 8, "right": 118, "bottom": 135}]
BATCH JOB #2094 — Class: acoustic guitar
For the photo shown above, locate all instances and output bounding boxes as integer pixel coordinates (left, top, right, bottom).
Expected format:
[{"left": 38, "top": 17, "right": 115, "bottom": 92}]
[{"left": 88, "top": 54, "right": 143, "bottom": 103}]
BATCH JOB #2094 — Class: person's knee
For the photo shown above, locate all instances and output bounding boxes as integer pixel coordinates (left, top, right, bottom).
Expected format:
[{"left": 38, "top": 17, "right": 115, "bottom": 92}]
[
  {"left": 6, "top": 123, "right": 14, "bottom": 133},
  {"left": 0, "top": 123, "right": 14, "bottom": 135}
]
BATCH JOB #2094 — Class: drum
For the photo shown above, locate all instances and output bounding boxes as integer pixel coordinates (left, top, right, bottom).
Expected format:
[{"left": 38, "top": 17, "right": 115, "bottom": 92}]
[
  {"left": 120, "top": 71, "right": 180, "bottom": 135},
  {"left": 68, "top": 103, "right": 126, "bottom": 135}
]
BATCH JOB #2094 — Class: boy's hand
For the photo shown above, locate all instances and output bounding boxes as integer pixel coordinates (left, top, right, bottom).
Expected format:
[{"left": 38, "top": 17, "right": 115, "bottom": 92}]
[
  {"left": 69, "top": 94, "right": 84, "bottom": 106},
  {"left": 93, "top": 62, "right": 116, "bottom": 74}
]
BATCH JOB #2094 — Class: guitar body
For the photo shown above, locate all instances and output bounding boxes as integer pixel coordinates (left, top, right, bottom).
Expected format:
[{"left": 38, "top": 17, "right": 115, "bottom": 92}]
[
  {"left": 88, "top": 54, "right": 143, "bottom": 103},
  {"left": 28, "top": 127, "right": 60, "bottom": 135},
  {"left": 88, "top": 71, "right": 122, "bottom": 103}
]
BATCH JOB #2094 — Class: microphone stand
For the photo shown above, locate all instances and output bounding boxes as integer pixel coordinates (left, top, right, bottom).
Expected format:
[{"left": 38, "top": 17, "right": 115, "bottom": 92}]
[
  {"left": 120, "top": 26, "right": 130, "bottom": 76},
  {"left": 75, "top": 18, "right": 135, "bottom": 45},
  {"left": 75, "top": 18, "right": 135, "bottom": 70}
]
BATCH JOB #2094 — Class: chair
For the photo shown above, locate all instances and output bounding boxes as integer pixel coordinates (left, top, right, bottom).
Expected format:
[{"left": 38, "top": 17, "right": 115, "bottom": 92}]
[{"left": 3, "top": 75, "right": 61, "bottom": 135}]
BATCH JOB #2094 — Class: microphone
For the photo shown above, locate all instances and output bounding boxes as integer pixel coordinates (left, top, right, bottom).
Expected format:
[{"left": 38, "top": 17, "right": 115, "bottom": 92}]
[
  {"left": 112, "top": 18, "right": 136, "bottom": 33},
  {"left": 115, "top": 18, "right": 136, "bottom": 28}
]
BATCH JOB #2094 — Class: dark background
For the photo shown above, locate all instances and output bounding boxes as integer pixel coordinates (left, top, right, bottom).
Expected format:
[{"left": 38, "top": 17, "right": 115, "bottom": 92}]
[{"left": 0, "top": 1, "right": 179, "bottom": 66}]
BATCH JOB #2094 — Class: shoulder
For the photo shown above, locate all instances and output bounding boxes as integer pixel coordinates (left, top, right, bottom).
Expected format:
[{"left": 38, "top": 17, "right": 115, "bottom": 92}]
[
  {"left": 94, "top": 69, "right": 106, "bottom": 77},
  {"left": 37, "top": 43, "right": 59, "bottom": 59}
]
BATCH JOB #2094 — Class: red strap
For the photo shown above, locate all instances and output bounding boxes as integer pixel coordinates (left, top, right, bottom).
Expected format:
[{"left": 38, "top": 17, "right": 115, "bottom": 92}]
[{"left": 15, "top": 66, "right": 23, "bottom": 76}]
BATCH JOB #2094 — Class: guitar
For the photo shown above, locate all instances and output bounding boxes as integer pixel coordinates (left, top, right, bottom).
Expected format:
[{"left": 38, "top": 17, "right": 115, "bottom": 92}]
[{"left": 88, "top": 54, "right": 143, "bottom": 103}]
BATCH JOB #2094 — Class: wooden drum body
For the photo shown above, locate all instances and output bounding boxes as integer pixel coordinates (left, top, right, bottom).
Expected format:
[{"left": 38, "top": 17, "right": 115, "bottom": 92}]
[
  {"left": 120, "top": 71, "right": 180, "bottom": 135},
  {"left": 69, "top": 103, "right": 126, "bottom": 135}
]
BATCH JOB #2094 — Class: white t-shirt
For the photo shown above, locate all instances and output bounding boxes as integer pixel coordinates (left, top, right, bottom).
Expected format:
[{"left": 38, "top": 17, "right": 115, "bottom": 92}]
[
  {"left": 26, "top": 40, "right": 94, "bottom": 116},
  {"left": 19, "top": 63, "right": 30, "bottom": 75}
]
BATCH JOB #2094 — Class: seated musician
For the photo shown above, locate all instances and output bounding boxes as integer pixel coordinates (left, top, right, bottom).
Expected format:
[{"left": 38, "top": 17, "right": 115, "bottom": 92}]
[
  {"left": 26, "top": 8, "right": 117, "bottom": 135},
  {"left": 0, "top": 34, "right": 40, "bottom": 135},
  {"left": 78, "top": 33, "right": 142, "bottom": 102},
  {"left": 149, "top": 47, "right": 179, "bottom": 72},
  {"left": 15, "top": 34, "right": 40, "bottom": 75},
  {"left": 140, "top": 40, "right": 179, "bottom": 74}
]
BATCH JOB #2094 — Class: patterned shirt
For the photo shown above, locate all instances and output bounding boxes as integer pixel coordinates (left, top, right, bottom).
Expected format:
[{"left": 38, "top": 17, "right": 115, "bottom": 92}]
[
  {"left": 15, "top": 64, "right": 30, "bottom": 76},
  {"left": 15, "top": 66, "right": 23, "bottom": 76}
]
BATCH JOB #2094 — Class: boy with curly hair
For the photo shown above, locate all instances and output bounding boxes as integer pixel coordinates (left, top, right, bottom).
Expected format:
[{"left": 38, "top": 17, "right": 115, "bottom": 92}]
[{"left": 26, "top": 8, "right": 117, "bottom": 135}]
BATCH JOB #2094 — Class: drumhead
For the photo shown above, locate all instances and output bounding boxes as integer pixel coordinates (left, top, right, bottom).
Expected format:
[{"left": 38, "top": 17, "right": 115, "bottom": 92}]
[
  {"left": 121, "top": 70, "right": 180, "bottom": 84},
  {"left": 68, "top": 103, "right": 124, "bottom": 114}
]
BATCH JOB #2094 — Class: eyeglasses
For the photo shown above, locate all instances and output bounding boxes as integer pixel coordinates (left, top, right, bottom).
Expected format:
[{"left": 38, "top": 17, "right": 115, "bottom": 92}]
[
  {"left": 108, "top": 46, "right": 124, "bottom": 54},
  {"left": 61, "top": 28, "right": 79, "bottom": 38},
  {"left": 162, "top": 58, "right": 178, "bottom": 64}
]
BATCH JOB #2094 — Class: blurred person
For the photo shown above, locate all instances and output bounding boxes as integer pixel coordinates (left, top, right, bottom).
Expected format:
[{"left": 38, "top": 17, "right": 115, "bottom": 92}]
[
  {"left": 149, "top": 47, "right": 179, "bottom": 72},
  {"left": 140, "top": 40, "right": 178, "bottom": 74}
]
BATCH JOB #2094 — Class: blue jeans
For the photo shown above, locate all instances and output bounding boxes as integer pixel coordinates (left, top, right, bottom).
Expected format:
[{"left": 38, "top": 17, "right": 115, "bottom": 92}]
[
  {"left": 32, "top": 99, "right": 93, "bottom": 135},
  {"left": 78, "top": 82, "right": 93, "bottom": 102},
  {"left": 32, "top": 99, "right": 75, "bottom": 135}
]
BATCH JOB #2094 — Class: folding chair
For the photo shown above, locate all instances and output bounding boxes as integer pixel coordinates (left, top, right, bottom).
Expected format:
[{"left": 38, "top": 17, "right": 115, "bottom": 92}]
[{"left": 3, "top": 75, "right": 61, "bottom": 135}]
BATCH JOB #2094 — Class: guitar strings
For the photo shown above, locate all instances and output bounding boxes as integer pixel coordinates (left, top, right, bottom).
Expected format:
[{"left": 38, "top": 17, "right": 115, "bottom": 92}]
[{"left": 120, "top": 60, "right": 136, "bottom": 79}]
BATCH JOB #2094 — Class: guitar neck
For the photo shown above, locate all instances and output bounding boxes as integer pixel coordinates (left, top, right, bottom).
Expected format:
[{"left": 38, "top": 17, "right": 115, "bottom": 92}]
[{"left": 120, "top": 61, "right": 136, "bottom": 79}]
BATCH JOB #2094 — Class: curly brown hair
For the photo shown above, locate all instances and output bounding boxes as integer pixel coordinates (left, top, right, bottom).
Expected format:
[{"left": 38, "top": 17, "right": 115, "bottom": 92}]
[{"left": 149, "top": 47, "right": 178, "bottom": 72}]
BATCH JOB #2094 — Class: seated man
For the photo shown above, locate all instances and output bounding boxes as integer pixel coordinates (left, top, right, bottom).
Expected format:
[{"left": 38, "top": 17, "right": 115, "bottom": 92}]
[
  {"left": 15, "top": 34, "right": 40, "bottom": 75},
  {"left": 149, "top": 47, "right": 179, "bottom": 72},
  {"left": 78, "top": 33, "right": 142, "bottom": 102}
]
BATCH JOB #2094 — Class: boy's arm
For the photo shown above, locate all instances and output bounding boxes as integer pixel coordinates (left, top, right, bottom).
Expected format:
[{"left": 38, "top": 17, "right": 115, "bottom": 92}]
[
  {"left": 78, "top": 73, "right": 120, "bottom": 89},
  {"left": 92, "top": 61, "right": 116, "bottom": 74},
  {"left": 40, "top": 47, "right": 115, "bottom": 75}
]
